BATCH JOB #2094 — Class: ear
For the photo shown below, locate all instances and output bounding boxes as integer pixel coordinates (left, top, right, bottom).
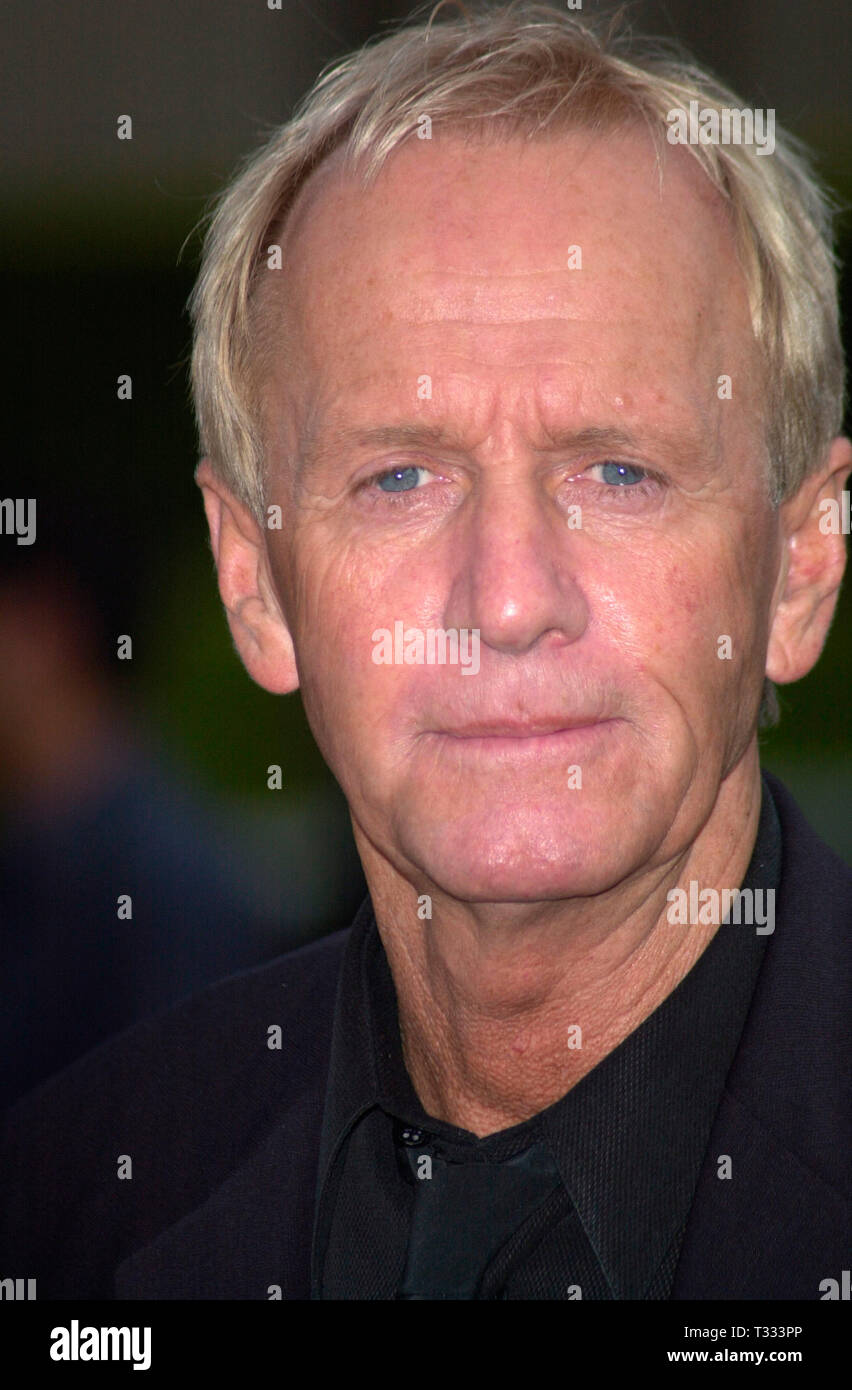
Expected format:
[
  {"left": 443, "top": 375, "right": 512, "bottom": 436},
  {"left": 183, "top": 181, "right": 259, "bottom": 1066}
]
[
  {"left": 766, "top": 436, "right": 852, "bottom": 685},
  {"left": 195, "top": 459, "right": 299, "bottom": 694}
]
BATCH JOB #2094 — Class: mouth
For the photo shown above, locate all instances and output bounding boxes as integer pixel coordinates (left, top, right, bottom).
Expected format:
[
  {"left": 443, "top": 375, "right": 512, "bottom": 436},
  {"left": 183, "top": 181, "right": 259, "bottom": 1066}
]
[
  {"left": 438, "top": 716, "right": 612, "bottom": 739},
  {"left": 424, "top": 717, "right": 620, "bottom": 760}
]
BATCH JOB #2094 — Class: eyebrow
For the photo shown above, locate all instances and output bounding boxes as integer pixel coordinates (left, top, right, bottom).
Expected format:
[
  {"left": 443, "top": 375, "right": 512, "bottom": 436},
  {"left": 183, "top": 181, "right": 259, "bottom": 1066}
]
[
  {"left": 299, "top": 423, "right": 463, "bottom": 477},
  {"left": 298, "top": 419, "right": 709, "bottom": 477}
]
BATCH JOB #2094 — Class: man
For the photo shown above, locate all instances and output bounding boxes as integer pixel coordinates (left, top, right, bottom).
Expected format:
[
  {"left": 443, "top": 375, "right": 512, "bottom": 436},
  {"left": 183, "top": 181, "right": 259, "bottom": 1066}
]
[{"left": 2, "top": 4, "right": 850, "bottom": 1300}]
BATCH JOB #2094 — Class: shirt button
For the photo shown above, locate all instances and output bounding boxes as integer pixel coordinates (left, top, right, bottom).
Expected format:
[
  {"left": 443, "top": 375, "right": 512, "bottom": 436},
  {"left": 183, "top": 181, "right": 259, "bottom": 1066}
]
[{"left": 398, "top": 1126, "right": 426, "bottom": 1146}]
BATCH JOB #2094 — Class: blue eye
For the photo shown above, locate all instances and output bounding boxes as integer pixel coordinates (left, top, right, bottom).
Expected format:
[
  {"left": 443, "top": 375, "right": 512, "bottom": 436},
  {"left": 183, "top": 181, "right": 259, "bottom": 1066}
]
[
  {"left": 377, "top": 466, "right": 424, "bottom": 493},
  {"left": 599, "top": 462, "right": 647, "bottom": 486}
]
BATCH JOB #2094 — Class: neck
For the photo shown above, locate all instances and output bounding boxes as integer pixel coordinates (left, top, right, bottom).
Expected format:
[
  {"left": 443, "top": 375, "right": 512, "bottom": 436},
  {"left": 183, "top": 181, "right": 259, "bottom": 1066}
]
[{"left": 354, "top": 747, "right": 763, "bottom": 1137}]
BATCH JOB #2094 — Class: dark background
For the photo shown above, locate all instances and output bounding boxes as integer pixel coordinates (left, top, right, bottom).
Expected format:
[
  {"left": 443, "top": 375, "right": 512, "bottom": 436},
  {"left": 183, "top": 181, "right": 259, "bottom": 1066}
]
[{"left": 1, "top": 0, "right": 849, "bottom": 1104}]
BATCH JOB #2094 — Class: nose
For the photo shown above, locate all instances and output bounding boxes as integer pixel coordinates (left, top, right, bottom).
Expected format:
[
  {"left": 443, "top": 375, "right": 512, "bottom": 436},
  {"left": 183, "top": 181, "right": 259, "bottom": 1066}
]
[{"left": 443, "top": 472, "right": 589, "bottom": 656}]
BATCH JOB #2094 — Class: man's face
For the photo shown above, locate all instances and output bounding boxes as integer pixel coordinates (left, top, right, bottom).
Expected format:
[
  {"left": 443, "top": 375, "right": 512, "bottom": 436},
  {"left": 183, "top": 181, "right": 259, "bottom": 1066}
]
[{"left": 258, "top": 129, "right": 782, "bottom": 903}]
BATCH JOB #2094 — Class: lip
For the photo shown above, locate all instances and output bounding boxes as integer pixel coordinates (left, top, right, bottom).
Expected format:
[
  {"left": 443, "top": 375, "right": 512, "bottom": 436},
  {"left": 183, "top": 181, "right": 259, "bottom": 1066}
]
[
  {"left": 436, "top": 717, "right": 613, "bottom": 739},
  {"left": 421, "top": 719, "right": 621, "bottom": 763}
]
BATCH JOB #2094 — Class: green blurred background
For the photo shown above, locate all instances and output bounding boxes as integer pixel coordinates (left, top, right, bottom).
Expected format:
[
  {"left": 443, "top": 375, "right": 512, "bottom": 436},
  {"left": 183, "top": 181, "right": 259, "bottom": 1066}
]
[{"left": 3, "top": 0, "right": 850, "bottom": 868}]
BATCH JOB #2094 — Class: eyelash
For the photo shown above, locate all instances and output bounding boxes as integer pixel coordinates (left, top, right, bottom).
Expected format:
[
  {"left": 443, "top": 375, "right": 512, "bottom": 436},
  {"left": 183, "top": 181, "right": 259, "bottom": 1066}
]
[
  {"left": 359, "top": 465, "right": 437, "bottom": 502},
  {"left": 359, "top": 461, "right": 663, "bottom": 502},
  {"left": 577, "top": 463, "right": 662, "bottom": 500}
]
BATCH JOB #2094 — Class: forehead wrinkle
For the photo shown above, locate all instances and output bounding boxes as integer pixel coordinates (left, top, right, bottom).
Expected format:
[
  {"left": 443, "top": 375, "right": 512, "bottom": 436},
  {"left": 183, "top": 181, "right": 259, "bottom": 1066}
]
[
  {"left": 266, "top": 133, "right": 758, "bottom": 496},
  {"left": 297, "top": 422, "right": 467, "bottom": 481},
  {"left": 296, "top": 414, "right": 718, "bottom": 482},
  {"left": 408, "top": 267, "right": 583, "bottom": 279}
]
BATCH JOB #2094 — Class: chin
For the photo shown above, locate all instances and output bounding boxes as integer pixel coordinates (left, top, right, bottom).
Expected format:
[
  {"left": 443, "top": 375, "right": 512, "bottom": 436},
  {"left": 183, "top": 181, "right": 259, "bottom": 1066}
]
[{"left": 400, "top": 801, "right": 648, "bottom": 905}]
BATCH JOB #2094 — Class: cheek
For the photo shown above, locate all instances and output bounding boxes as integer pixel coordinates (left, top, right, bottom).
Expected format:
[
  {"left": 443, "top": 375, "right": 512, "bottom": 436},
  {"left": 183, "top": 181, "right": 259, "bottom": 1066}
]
[
  {"left": 658, "top": 561, "right": 703, "bottom": 637},
  {"left": 290, "top": 531, "right": 371, "bottom": 641},
  {"left": 292, "top": 522, "right": 452, "bottom": 656},
  {"left": 647, "top": 542, "right": 766, "bottom": 691},
  {"left": 604, "top": 541, "right": 748, "bottom": 682},
  {"left": 590, "top": 544, "right": 703, "bottom": 656},
  {"left": 288, "top": 539, "right": 413, "bottom": 740}
]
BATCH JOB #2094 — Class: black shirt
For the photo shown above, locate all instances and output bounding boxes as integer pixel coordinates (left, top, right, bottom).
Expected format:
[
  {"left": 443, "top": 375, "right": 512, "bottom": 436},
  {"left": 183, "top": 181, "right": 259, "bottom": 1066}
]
[{"left": 312, "top": 778, "right": 782, "bottom": 1299}]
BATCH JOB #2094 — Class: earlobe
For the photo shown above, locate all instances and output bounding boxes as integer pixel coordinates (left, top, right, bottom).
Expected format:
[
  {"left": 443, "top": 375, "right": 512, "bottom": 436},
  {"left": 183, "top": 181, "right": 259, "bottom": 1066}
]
[
  {"left": 195, "top": 459, "right": 300, "bottom": 695},
  {"left": 765, "top": 437, "right": 852, "bottom": 685}
]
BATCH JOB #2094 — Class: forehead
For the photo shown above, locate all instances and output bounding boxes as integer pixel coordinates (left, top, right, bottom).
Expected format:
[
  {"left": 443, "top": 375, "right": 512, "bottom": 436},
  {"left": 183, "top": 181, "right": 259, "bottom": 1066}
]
[{"left": 259, "top": 127, "right": 759, "bottom": 449}]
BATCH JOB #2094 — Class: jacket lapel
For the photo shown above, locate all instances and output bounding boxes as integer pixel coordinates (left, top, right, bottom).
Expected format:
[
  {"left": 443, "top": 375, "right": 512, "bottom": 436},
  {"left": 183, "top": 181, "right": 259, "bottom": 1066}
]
[
  {"left": 674, "top": 775, "right": 850, "bottom": 1299},
  {"left": 672, "top": 1085, "right": 846, "bottom": 1298},
  {"left": 115, "top": 1110, "right": 318, "bottom": 1299}
]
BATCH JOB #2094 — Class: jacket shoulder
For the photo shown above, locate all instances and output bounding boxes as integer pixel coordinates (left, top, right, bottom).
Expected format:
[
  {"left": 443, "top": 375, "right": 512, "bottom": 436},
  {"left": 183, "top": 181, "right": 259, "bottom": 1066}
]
[
  {"left": 735, "top": 773, "right": 851, "bottom": 1193},
  {"left": 0, "top": 927, "right": 350, "bottom": 1297}
]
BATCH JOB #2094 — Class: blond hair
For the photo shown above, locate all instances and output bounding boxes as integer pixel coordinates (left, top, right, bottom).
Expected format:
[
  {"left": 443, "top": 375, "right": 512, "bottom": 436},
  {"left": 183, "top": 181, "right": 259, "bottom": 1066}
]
[{"left": 189, "top": 1, "right": 845, "bottom": 531}]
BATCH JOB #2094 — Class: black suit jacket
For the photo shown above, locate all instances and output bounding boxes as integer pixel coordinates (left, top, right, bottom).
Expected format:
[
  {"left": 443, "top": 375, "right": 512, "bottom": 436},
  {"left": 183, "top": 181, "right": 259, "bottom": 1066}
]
[{"left": 1, "top": 772, "right": 849, "bottom": 1299}]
